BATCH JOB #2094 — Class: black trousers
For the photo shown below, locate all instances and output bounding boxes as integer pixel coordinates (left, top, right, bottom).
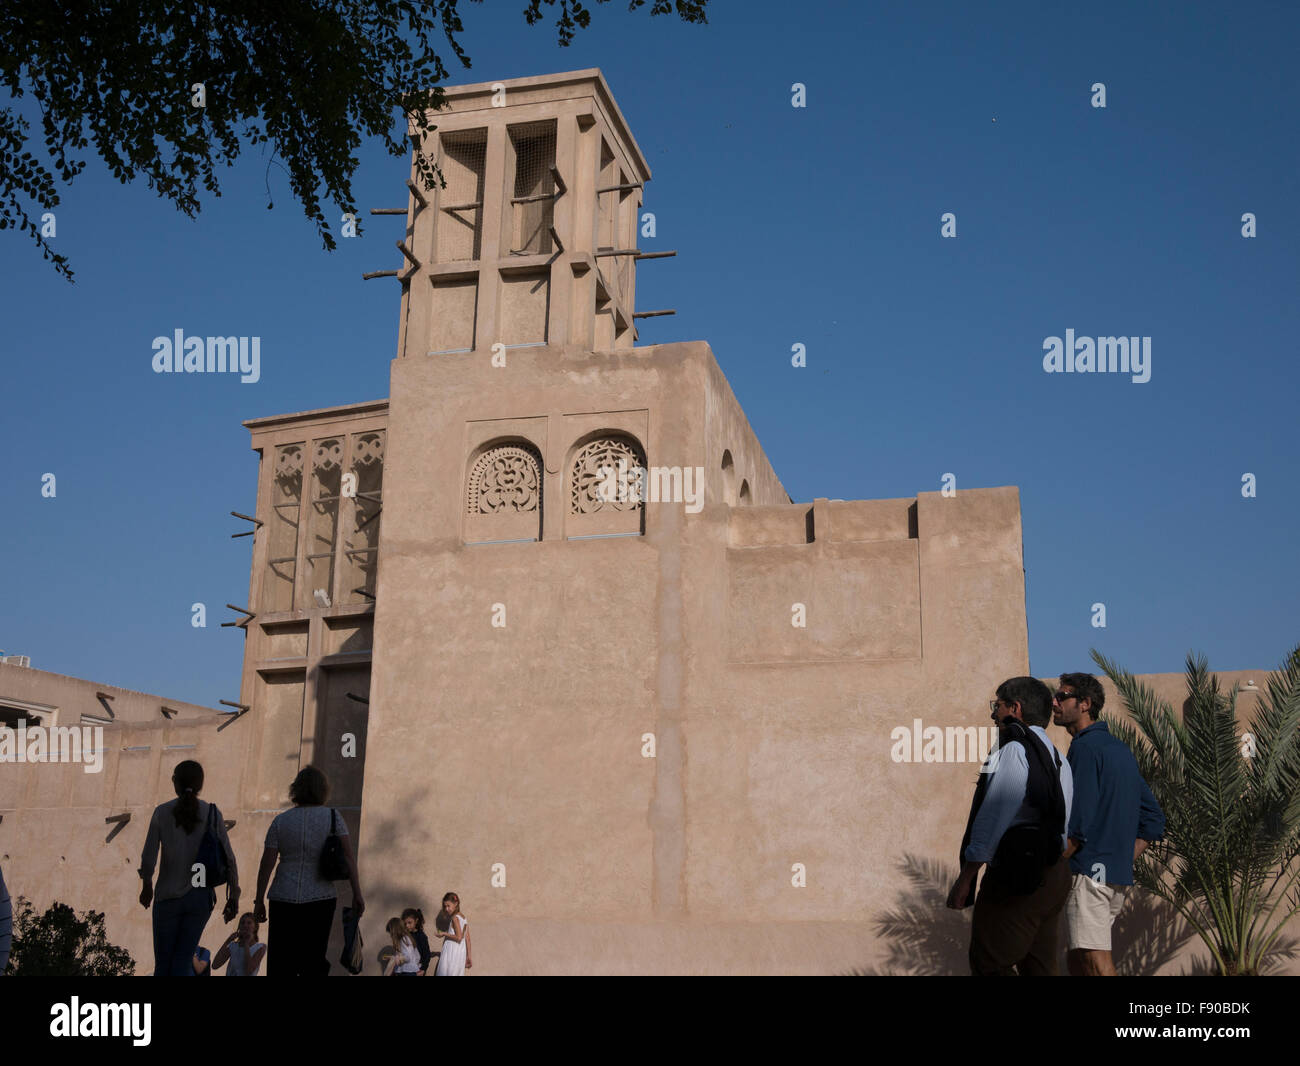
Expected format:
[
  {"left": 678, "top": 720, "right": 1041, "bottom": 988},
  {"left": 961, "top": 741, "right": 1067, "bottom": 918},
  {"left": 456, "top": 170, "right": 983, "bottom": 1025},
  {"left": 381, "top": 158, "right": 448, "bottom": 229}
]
[{"left": 269, "top": 898, "right": 336, "bottom": 977}]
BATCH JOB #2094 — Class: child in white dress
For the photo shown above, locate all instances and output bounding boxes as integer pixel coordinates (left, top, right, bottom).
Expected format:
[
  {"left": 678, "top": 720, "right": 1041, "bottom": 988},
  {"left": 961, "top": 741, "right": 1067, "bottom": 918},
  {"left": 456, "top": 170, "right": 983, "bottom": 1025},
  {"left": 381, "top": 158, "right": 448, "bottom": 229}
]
[{"left": 433, "top": 892, "right": 470, "bottom": 975}]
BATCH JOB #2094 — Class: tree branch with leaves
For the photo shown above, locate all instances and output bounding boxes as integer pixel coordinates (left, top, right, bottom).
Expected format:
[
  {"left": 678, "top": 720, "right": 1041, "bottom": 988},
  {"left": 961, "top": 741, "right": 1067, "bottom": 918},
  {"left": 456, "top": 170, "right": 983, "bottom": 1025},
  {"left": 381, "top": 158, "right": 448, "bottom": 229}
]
[{"left": 0, "top": 0, "right": 708, "bottom": 281}]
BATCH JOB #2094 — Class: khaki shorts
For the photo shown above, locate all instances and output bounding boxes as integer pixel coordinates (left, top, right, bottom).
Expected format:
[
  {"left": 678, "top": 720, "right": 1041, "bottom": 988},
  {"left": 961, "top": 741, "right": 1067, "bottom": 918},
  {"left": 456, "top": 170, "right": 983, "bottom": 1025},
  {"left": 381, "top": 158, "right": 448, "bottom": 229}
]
[{"left": 1065, "top": 873, "right": 1128, "bottom": 951}]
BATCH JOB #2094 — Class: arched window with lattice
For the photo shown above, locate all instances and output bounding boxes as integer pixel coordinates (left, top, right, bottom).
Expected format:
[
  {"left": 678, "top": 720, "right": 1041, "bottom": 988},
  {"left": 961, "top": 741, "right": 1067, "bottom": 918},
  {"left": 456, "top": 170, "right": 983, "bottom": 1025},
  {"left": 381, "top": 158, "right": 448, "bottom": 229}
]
[
  {"left": 464, "top": 441, "right": 544, "bottom": 543},
  {"left": 567, "top": 434, "right": 647, "bottom": 538}
]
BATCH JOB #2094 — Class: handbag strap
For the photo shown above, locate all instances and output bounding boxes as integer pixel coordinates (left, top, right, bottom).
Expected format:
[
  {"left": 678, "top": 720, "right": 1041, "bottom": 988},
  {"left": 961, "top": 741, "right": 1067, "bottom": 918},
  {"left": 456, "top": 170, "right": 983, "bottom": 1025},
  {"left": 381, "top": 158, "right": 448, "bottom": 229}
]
[{"left": 330, "top": 807, "right": 337, "bottom": 835}]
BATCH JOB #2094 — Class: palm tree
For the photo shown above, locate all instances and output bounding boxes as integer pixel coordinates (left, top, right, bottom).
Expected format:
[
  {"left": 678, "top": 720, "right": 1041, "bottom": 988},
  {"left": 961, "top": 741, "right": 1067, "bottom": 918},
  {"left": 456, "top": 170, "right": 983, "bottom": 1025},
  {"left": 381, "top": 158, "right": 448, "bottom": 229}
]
[{"left": 1091, "top": 645, "right": 1300, "bottom": 975}]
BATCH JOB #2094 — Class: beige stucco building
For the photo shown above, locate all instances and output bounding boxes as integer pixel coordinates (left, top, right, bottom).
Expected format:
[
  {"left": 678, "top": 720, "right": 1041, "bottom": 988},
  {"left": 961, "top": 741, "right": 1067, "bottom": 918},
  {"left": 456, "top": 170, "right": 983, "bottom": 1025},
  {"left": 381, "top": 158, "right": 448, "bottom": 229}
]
[{"left": 2, "top": 70, "right": 1295, "bottom": 975}]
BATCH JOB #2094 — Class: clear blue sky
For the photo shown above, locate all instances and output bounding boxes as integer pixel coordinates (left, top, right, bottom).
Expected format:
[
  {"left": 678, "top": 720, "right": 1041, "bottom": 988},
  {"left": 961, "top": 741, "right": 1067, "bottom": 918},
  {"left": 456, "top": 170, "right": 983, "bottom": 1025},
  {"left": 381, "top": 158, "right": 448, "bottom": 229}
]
[{"left": 3, "top": 0, "right": 1297, "bottom": 708}]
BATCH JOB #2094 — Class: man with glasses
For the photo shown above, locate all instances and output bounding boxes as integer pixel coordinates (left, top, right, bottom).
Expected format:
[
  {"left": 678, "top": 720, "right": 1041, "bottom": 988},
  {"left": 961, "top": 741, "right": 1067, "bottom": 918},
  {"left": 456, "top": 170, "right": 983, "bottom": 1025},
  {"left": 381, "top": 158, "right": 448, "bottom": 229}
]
[
  {"left": 1052, "top": 673, "right": 1165, "bottom": 976},
  {"left": 946, "top": 677, "right": 1073, "bottom": 975}
]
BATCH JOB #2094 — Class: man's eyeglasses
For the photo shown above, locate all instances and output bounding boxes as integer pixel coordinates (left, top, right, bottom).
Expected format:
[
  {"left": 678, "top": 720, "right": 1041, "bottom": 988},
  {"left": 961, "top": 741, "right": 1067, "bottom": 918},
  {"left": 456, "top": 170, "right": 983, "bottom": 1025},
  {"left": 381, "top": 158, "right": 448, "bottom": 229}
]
[{"left": 1053, "top": 691, "right": 1078, "bottom": 704}]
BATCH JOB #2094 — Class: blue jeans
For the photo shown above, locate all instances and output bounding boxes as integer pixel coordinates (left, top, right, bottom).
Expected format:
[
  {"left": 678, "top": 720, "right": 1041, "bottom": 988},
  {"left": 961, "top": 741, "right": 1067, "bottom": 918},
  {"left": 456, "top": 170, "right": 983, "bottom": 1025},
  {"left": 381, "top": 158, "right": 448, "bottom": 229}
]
[{"left": 152, "top": 887, "right": 215, "bottom": 976}]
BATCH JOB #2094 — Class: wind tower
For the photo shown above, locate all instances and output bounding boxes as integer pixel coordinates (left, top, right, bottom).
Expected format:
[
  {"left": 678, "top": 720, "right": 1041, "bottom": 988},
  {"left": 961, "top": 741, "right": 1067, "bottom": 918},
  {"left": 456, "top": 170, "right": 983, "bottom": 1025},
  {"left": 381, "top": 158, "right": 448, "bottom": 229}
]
[{"left": 366, "top": 70, "right": 674, "bottom": 357}]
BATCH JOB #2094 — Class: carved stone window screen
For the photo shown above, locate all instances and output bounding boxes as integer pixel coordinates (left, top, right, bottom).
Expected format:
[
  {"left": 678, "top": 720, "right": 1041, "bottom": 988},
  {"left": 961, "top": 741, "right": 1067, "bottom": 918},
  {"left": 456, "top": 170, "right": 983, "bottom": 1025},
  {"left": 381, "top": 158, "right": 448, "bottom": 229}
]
[
  {"left": 265, "top": 443, "right": 306, "bottom": 612},
  {"left": 353, "top": 432, "right": 385, "bottom": 467},
  {"left": 344, "top": 430, "right": 385, "bottom": 601},
  {"left": 303, "top": 437, "right": 344, "bottom": 609},
  {"left": 313, "top": 437, "right": 344, "bottom": 473},
  {"left": 466, "top": 442, "right": 543, "bottom": 515},
  {"left": 570, "top": 437, "right": 647, "bottom": 515},
  {"left": 274, "top": 443, "right": 305, "bottom": 485},
  {"left": 262, "top": 429, "right": 386, "bottom": 614}
]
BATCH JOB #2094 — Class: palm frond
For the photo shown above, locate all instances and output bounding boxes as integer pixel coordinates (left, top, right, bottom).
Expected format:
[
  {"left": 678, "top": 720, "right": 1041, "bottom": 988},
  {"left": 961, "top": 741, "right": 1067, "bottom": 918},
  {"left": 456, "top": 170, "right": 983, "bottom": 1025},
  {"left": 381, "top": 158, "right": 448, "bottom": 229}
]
[{"left": 1090, "top": 645, "right": 1300, "bottom": 975}]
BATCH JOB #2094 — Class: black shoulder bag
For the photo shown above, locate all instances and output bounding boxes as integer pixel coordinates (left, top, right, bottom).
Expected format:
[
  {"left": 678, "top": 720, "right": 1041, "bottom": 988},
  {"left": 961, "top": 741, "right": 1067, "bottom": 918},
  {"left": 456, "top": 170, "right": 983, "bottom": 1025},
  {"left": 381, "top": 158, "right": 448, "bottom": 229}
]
[
  {"left": 194, "top": 803, "right": 230, "bottom": 888},
  {"left": 319, "top": 808, "right": 352, "bottom": 881}
]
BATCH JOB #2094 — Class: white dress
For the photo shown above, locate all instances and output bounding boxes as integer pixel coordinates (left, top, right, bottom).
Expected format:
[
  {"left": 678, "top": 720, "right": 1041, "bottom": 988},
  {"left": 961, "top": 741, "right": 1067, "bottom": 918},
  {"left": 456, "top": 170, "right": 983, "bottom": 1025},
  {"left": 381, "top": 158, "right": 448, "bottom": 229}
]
[
  {"left": 227, "top": 940, "right": 264, "bottom": 976},
  {"left": 434, "top": 915, "right": 467, "bottom": 975}
]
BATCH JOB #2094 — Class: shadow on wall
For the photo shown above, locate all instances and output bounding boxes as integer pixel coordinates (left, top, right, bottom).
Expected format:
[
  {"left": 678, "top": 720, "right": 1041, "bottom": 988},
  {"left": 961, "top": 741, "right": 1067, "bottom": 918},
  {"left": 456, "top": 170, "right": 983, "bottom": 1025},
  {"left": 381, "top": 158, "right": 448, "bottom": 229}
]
[
  {"left": 1109, "top": 886, "right": 1198, "bottom": 976},
  {"left": 306, "top": 668, "right": 459, "bottom": 974},
  {"left": 849, "top": 855, "right": 970, "bottom": 976},
  {"left": 1170, "top": 931, "right": 1298, "bottom": 977},
  {"left": 321, "top": 793, "right": 446, "bottom": 975},
  {"left": 845, "top": 854, "right": 1262, "bottom": 976}
]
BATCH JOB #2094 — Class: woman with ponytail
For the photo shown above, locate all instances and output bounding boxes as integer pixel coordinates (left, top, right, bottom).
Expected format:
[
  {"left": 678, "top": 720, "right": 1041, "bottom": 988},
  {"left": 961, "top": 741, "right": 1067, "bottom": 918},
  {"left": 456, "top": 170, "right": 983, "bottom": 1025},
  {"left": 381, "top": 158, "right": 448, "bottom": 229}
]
[{"left": 139, "top": 760, "right": 239, "bottom": 976}]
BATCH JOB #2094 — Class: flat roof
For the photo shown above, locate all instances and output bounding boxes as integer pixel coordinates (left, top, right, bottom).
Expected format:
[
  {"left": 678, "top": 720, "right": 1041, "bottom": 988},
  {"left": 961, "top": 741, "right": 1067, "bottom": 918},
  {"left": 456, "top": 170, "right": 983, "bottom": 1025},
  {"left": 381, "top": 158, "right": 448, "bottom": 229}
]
[
  {"left": 423, "top": 68, "right": 650, "bottom": 183},
  {"left": 242, "top": 398, "right": 389, "bottom": 431}
]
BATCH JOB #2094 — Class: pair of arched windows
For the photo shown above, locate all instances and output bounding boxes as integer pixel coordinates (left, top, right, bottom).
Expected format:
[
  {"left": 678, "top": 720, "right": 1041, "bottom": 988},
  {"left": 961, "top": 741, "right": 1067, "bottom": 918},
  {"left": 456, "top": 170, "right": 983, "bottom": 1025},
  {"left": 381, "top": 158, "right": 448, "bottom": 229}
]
[{"left": 465, "top": 434, "right": 647, "bottom": 541}]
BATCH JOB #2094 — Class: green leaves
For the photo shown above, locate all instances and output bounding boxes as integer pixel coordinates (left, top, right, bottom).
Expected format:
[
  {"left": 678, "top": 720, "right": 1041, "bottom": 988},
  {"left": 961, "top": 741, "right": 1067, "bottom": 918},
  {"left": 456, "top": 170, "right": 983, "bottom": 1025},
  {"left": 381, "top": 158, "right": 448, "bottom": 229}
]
[
  {"left": 1092, "top": 644, "right": 1300, "bottom": 975},
  {"left": 5, "top": 897, "right": 135, "bottom": 976},
  {"left": 1, "top": 0, "right": 710, "bottom": 279}
]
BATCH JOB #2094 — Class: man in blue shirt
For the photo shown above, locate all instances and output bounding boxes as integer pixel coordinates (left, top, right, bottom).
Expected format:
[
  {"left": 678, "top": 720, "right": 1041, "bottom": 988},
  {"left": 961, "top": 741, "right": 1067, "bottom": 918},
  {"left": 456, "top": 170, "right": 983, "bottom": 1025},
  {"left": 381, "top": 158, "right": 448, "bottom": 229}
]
[
  {"left": 1053, "top": 672, "right": 1165, "bottom": 976},
  {"left": 947, "top": 676, "right": 1074, "bottom": 975}
]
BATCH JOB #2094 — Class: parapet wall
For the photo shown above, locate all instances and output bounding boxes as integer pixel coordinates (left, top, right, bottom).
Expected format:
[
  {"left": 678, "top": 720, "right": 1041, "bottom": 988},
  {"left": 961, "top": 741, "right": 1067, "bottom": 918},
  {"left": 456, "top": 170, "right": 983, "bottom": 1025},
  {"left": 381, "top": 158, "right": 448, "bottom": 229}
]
[{"left": 726, "top": 503, "right": 921, "bottom": 663}]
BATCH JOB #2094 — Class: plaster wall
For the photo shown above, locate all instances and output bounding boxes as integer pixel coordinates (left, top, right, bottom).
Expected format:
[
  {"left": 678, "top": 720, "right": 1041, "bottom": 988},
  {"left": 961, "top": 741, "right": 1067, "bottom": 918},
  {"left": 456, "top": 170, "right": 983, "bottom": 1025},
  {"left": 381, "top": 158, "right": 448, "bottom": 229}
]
[
  {"left": 356, "top": 337, "right": 1038, "bottom": 973},
  {"left": 0, "top": 665, "right": 266, "bottom": 973}
]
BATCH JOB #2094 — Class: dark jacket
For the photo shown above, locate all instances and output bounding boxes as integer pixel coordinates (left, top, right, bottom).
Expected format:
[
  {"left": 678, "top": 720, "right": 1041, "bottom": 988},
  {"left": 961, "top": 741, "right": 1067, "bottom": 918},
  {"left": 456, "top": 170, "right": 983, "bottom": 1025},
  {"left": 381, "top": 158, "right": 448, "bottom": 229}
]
[
  {"left": 1067, "top": 721, "right": 1165, "bottom": 886},
  {"left": 413, "top": 929, "right": 432, "bottom": 971}
]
